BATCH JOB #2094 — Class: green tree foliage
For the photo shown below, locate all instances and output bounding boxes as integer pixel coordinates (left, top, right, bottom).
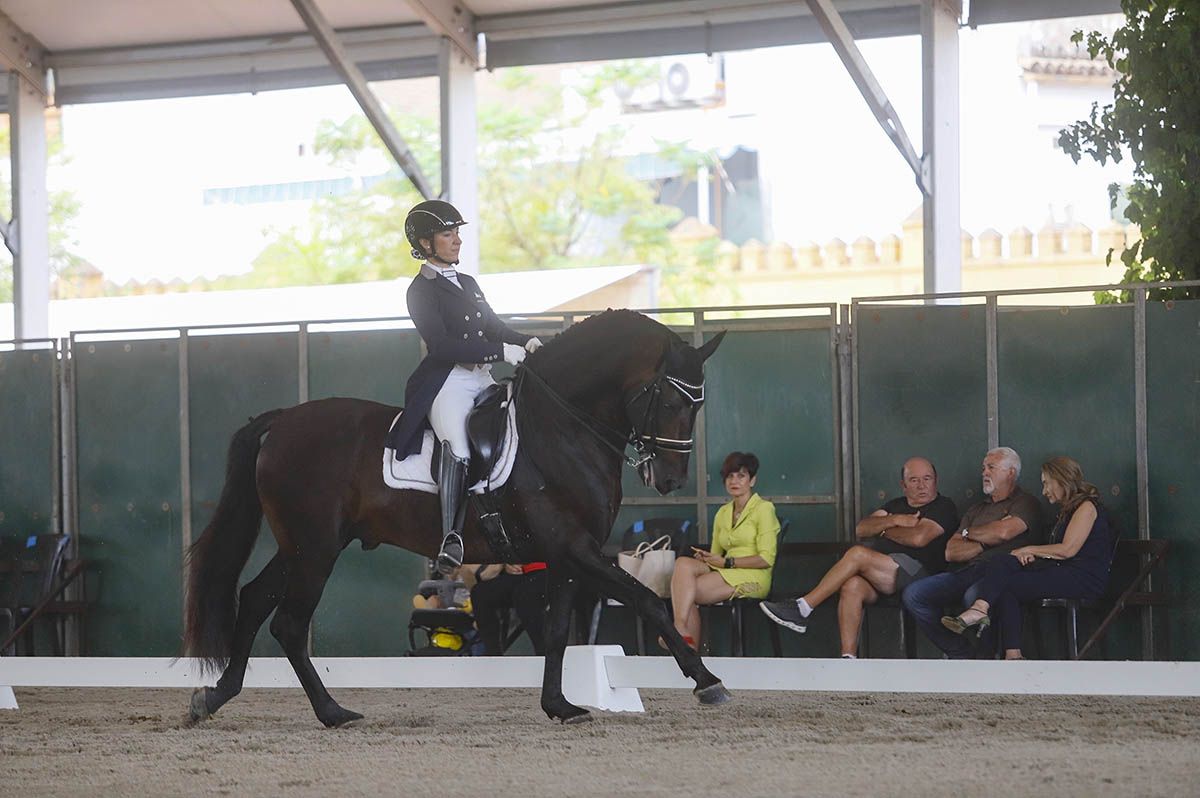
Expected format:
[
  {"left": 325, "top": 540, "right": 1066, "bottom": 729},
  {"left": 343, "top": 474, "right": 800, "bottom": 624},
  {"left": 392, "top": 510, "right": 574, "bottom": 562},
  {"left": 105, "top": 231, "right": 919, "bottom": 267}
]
[
  {"left": 1057, "top": 1, "right": 1200, "bottom": 302},
  {"left": 246, "top": 65, "right": 690, "bottom": 287},
  {"left": 0, "top": 127, "right": 85, "bottom": 302}
]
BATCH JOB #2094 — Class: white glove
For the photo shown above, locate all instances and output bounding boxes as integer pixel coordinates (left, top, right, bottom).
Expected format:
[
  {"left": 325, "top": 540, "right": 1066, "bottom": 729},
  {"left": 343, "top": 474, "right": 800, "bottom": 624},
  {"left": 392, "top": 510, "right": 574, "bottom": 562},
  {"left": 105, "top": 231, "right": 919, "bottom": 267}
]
[
  {"left": 524, "top": 337, "right": 543, "bottom": 353},
  {"left": 503, "top": 343, "right": 527, "bottom": 366}
]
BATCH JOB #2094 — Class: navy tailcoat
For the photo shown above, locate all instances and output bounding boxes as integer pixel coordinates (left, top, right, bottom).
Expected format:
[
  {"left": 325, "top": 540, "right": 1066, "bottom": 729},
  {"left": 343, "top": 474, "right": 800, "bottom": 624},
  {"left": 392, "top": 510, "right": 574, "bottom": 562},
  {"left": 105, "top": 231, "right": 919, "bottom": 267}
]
[{"left": 386, "top": 264, "right": 531, "bottom": 458}]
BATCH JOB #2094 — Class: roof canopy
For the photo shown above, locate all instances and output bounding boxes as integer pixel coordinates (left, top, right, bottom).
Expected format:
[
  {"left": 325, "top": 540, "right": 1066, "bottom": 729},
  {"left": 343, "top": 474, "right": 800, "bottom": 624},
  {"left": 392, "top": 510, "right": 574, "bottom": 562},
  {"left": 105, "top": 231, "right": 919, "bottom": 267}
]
[{"left": 1, "top": 0, "right": 1119, "bottom": 107}]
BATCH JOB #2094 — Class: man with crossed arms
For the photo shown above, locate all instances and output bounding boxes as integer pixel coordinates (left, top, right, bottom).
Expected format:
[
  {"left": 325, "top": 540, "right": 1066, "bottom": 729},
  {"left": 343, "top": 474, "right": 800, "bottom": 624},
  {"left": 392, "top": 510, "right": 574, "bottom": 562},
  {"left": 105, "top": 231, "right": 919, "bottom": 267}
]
[{"left": 761, "top": 456, "right": 958, "bottom": 658}]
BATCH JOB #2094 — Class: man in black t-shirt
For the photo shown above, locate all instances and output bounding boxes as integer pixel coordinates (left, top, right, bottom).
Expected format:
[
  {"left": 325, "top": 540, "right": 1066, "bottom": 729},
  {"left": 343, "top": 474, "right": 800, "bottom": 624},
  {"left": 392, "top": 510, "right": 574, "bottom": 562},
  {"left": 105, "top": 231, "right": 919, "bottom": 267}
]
[
  {"left": 901, "top": 446, "right": 1044, "bottom": 658},
  {"left": 761, "top": 457, "right": 958, "bottom": 658}
]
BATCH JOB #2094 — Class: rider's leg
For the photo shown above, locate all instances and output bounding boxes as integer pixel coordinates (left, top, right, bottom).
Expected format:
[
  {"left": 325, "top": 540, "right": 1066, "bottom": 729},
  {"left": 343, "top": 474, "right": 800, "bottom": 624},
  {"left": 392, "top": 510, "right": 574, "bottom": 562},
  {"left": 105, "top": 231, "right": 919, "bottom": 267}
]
[{"left": 429, "top": 366, "right": 495, "bottom": 574}]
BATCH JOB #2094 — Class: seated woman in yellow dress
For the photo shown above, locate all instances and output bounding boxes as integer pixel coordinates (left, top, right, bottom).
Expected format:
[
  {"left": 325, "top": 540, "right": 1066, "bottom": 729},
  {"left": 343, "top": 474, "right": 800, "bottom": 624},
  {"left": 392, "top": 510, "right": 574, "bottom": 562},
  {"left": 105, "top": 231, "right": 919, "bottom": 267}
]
[{"left": 666, "top": 451, "right": 780, "bottom": 650}]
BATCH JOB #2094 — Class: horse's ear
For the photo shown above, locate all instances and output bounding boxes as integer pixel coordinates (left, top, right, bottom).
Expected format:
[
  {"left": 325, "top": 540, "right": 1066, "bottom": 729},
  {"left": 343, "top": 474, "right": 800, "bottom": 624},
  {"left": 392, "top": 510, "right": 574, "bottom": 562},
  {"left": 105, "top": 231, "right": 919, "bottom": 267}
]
[{"left": 696, "top": 330, "right": 727, "bottom": 362}]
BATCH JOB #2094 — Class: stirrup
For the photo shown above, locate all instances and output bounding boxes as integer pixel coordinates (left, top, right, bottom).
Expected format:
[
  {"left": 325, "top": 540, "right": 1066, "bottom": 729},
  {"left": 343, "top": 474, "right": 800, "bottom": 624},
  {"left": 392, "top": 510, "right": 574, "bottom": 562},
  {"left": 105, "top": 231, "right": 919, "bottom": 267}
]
[{"left": 436, "top": 532, "right": 464, "bottom": 576}]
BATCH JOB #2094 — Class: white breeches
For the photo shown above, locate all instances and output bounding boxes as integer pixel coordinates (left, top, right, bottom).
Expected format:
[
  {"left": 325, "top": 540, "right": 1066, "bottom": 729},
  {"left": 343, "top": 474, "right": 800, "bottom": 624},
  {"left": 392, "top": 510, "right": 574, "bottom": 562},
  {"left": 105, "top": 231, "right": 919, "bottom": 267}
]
[{"left": 429, "top": 364, "right": 496, "bottom": 459}]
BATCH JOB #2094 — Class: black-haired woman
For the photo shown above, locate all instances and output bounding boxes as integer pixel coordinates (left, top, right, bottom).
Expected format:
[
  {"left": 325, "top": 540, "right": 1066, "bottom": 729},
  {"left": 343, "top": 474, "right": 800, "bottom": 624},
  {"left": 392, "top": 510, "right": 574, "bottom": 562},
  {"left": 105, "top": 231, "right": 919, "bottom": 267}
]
[{"left": 666, "top": 451, "right": 779, "bottom": 650}]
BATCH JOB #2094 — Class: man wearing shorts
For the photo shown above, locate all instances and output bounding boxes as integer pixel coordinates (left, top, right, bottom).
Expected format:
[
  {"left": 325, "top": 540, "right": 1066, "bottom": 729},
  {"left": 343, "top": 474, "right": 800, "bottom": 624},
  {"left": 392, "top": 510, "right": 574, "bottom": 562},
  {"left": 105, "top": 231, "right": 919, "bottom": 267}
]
[{"left": 760, "top": 457, "right": 958, "bottom": 658}]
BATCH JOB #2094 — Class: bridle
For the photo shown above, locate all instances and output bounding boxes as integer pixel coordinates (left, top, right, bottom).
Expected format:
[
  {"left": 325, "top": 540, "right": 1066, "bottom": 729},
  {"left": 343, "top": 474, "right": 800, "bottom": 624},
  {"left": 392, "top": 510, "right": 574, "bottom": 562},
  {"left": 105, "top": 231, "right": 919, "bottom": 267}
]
[
  {"left": 623, "top": 367, "right": 705, "bottom": 466},
  {"left": 518, "top": 357, "right": 705, "bottom": 471}
]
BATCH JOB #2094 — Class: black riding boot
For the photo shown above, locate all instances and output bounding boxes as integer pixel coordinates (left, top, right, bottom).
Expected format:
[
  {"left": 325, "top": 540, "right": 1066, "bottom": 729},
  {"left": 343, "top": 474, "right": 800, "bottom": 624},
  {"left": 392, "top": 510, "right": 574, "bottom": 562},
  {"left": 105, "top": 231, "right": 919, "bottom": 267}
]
[{"left": 436, "top": 441, "right": 469, "bottom": 576}]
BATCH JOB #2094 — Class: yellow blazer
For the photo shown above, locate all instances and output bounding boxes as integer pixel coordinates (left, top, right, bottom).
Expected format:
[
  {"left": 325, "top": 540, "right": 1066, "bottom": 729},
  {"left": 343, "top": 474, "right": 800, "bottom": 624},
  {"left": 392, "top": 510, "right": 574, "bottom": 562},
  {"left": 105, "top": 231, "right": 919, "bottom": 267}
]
[{"left": 709, "top": 492, "right": 779, "bottom": 599}]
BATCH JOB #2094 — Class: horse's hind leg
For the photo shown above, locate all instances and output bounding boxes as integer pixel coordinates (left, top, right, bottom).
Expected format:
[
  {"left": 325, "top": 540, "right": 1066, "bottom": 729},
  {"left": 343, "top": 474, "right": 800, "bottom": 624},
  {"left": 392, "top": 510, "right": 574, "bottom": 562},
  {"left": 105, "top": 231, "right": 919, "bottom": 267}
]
[
  {"left": 269, "top": 550, "right": 361, "bottom": 728},
  {"left": 191, "top": 553, "right": 287, "bottom": 722},
  {"left": 570, "top": 547, "right": 731, "bottom": 706},
  {"left": 539, "top": 565, "right": 591, "bottom": 724}
]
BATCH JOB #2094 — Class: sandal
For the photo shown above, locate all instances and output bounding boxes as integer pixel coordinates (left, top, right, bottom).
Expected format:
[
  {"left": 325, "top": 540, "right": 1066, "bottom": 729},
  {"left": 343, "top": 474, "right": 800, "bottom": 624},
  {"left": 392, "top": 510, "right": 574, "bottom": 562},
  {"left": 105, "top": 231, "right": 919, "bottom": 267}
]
[{"left": 941, "top": 610, "right": 991, "bottom": 636}]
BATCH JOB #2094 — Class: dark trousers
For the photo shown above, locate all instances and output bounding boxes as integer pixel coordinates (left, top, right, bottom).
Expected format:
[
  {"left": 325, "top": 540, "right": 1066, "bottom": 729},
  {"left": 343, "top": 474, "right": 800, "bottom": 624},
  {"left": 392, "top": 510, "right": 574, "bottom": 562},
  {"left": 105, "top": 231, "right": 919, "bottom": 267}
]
[
  {"left": 470, "top": 570, "right": 548, "bottom": 655},
  {"left": 901, "top": 563, "right": 989, "bottom": 659},
  {"left": 974, "top": 555, "right": 1104, "bottom": 651}
]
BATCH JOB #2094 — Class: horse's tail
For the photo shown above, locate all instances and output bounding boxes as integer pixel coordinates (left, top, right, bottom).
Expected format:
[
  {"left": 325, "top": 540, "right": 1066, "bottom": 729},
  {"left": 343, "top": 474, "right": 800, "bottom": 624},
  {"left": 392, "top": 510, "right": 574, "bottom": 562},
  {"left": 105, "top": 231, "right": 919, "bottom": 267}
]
[{"left": 183, "top": 408, "right": 284, "bottom": 673}]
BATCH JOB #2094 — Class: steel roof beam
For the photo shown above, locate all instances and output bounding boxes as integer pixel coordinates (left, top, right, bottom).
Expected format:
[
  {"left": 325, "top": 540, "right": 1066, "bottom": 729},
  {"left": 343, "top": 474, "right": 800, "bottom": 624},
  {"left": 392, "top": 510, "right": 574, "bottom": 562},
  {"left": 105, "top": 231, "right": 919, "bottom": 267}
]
[
  {"left": 406, "top": 0, "right": 478, "bottom": 67},
  {"left": 289, "top": 0, "right": 435, "bottom": 199},
  {"left": 0, "top": 7, "right": 48, "bottom": 96},
  {"left": 804, "top": 0, "right": 928, "bottom": 194},
  {"left": 48, "top": 24, "right": 441, "bottom": 105}
]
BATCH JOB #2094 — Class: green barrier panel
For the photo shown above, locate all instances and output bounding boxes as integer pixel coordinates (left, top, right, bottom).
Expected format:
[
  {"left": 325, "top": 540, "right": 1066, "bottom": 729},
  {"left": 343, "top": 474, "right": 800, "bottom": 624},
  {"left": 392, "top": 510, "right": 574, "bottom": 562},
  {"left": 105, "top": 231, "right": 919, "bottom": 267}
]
[
  {"left": 998, "top": 304, "right": 1141, "bottom": 659},
  {"left": 307, "top": 328, "right": 417, "bottom": 404},
  {"left": 187, "top": 331, "right": 299, "bottom": 657},
  {"left": 75, "top": 338, "right": 181, "bottom": 655},
  {"left": 998, "top": 304, "right": 1137, "bottom": 529},
  {"left": 0, "top": 347, "right": 56, "bottom": 537},
  {"left": 307, "top": 328, "right": 426, "bottom": 655},
  {"left": 856, "top": 305, "right": 988, "bottom": 514},
  {"left": 1147, "top": 300, "right": 1200, "bottom": 660},
  {"left": 704, "top": 325, "right": 836, "bottom": 501}
]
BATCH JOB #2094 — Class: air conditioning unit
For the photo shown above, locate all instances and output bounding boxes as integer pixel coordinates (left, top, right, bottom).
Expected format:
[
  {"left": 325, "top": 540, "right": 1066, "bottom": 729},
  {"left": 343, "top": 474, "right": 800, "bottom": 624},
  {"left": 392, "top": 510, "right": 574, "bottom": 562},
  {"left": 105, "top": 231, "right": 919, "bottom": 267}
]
[{"left": 619, "top": 54, "right": 725, "bottom": 112}]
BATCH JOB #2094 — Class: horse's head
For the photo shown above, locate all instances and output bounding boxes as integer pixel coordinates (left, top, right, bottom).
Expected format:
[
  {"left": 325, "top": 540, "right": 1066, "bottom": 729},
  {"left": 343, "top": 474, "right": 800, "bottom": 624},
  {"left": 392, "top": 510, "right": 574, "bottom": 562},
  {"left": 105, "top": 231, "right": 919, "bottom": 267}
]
[{"left": 625, "top": 331, "right": 726, "bottom": 494}]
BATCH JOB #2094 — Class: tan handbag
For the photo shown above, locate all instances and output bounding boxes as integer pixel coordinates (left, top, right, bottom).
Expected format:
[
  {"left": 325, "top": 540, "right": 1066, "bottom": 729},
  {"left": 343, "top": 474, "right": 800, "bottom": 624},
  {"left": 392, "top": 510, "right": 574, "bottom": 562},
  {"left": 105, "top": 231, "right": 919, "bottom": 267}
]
[{"left": 617, "top": 535, "right": 676, "bottom": 598}]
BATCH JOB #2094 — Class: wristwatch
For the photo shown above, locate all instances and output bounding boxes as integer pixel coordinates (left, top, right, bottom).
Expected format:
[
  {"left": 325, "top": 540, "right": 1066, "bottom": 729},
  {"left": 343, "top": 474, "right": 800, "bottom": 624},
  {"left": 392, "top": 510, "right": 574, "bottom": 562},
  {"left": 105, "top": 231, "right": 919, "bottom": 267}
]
[{"left": 724, "top": 556, "right": 735, "bottom": 569}]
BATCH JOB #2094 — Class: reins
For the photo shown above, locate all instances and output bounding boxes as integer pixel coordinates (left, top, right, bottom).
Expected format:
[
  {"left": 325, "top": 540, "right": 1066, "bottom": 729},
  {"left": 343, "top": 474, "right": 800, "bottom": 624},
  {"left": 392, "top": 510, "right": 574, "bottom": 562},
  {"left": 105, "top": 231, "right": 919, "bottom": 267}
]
[
  {"left": 517, "top": 366, "right": 647, "bottom": 467},
  {"left": 516, "top": 356, "right": 704, "bottom": 471}
]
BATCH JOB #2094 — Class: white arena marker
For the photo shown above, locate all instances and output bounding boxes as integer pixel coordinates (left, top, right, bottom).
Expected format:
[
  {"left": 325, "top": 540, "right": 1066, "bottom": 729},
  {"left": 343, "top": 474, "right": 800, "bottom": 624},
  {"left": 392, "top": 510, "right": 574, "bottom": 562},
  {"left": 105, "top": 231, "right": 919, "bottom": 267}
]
[
  {"left": 602, "top": 657, "right": 1200, "bottom": 697},
  {"left": 563, "top": 645, "right": 643, "bottom": 713},
  {"left": 5, "top": 656, "right": 1200, "bottom": 707}
]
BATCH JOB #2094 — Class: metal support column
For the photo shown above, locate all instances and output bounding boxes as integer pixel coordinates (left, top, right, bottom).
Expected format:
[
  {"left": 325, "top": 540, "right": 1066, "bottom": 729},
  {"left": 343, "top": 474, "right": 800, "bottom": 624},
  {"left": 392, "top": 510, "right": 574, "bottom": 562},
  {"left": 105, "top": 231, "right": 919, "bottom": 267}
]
[
  {"left": 836, "top": 306, "right": 855, "bottom": 542},
  {"left": 59, "top": 337, "right": 80, "bottom": 653},
  {"left": 8, "top": 70, "right": 50, "bottom": 339},
  {"left": 985, "top": 295, "right": 999, "bottom": 449},
  {"left": 1133, "top": 288, "right": 1154, "bottom": 659},
  {"left": 921, "top": 0, "right": 962, "bottom": 297},
  {"left": 692, "top": 312, "right": 709, "bottom": 542},
  {"left": 439, "top": 37, "right": 479, "bottom": 274}
]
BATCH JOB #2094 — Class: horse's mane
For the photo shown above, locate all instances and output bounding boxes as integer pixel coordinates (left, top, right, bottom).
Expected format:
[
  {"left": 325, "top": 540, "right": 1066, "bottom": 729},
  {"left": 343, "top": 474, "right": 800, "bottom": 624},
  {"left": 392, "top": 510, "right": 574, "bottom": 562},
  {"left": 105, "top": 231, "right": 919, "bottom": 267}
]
[{"left": 524, "top": 309, "right": 679, "bottom": 382}]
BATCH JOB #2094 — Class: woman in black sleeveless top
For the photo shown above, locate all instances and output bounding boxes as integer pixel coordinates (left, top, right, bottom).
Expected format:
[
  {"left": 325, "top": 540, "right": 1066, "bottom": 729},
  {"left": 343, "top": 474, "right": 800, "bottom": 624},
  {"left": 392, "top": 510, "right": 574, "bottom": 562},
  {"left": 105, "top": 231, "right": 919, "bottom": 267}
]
[{"left": 941, "top": 456, "right": 1115, "bottom": 659}]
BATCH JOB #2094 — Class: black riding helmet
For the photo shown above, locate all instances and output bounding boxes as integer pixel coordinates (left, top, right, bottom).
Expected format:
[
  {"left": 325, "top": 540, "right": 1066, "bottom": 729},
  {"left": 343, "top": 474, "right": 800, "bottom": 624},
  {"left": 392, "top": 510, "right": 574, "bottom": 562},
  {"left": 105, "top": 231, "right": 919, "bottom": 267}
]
[{"left": 405, "top": 200, "right": 468, "bottom": 260}]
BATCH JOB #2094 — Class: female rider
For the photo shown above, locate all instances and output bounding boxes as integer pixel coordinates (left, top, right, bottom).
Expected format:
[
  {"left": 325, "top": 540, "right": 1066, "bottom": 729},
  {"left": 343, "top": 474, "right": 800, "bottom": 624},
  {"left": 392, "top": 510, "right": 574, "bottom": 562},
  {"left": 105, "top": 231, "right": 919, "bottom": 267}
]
[{"left": 384, "top": 200, "right": 541, "bottom": 574}]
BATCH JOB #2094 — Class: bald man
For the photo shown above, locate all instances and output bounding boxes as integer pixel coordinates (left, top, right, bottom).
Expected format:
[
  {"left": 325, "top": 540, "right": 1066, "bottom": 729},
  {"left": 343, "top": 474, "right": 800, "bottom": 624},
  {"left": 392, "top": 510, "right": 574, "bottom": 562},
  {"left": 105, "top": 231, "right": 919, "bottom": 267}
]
[{"left": 761, "top": 457, "right": 959, "bottom": 658}]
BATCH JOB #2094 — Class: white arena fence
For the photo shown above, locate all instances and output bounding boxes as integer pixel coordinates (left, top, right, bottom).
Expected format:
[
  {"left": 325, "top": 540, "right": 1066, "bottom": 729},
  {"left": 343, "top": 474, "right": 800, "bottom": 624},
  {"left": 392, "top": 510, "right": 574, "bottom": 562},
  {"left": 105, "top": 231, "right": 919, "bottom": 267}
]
[{"left": 4, "top": 646, "right": 1200, "bottom": 712}]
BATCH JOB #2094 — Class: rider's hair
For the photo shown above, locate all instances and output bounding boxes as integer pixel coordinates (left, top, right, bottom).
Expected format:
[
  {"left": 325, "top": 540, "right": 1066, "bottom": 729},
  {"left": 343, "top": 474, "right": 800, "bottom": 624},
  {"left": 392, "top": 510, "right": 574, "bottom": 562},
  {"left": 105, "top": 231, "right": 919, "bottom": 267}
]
[{"left": 720, "top": 451, "right": 760, "bottom": 479}]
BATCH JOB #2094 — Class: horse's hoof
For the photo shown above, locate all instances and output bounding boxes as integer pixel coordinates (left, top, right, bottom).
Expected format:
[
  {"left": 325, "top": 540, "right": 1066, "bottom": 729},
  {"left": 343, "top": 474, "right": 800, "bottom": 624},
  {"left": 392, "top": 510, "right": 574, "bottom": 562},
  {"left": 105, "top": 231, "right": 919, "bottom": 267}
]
[
  {"left": 543, "top": 699, "right": 591, "bottom": 724},
  {"left": 560, "top": 709, "right": 593, "bottom": 725},
  {"left": 694, "top": 681, "right": 733, "bottom": 706},
  {"left": 188, "top": 688, "right": 212, "bottom": 723},
  {"left": 320, "top": 705, "right": 365, "bottom": 729}
]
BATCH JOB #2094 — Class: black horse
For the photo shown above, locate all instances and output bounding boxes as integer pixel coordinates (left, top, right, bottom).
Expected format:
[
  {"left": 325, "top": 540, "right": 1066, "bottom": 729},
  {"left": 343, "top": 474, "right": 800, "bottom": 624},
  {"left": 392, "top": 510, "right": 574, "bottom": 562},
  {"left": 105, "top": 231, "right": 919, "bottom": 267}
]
[{"left": 184, "top": 309, "right": 728, "bottom": 727}]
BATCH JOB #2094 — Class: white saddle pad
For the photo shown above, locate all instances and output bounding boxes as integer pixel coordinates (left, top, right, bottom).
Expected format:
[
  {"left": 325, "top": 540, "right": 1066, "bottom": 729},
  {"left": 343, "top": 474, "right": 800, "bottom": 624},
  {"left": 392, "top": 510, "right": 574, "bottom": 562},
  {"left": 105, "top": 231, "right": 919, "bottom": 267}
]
[{"left": 382, "top": 384, "right": 519, "bottom": 495}]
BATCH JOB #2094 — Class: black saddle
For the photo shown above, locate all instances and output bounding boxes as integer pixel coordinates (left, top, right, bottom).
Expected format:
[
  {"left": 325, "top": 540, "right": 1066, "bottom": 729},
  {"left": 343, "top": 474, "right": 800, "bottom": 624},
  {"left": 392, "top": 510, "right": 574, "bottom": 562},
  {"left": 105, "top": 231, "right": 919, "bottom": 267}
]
[{"left": 465, "top": 380, "right": 511, "bottom": 488}]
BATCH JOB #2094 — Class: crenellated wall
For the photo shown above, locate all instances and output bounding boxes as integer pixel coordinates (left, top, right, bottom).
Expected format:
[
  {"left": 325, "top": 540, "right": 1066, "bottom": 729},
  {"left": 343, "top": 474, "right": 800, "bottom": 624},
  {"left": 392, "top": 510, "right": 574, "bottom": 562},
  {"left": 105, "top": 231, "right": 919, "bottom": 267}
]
[{"left": 672, "top": 211, "right": 1138, "bottom": 306}]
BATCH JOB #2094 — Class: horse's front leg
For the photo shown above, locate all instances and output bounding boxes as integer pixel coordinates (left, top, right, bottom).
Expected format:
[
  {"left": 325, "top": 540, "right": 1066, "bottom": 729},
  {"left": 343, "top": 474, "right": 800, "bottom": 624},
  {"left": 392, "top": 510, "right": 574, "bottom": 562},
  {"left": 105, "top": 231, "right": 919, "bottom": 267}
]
[
  {"left": 570, "top": 547, "right": 732, "bottom": 706},
  {"left": 540, "top": 564, "right": 591, "bottom": 724}
]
